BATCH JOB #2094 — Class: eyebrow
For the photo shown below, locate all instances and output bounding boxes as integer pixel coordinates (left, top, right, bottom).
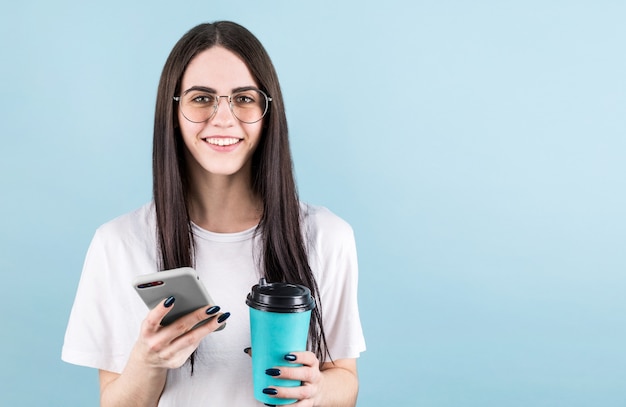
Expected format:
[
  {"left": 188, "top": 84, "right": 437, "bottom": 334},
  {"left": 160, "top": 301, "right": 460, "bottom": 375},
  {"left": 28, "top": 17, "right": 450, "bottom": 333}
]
[{"left": 182, "top": 85, "right": 260, "bottom": 95}]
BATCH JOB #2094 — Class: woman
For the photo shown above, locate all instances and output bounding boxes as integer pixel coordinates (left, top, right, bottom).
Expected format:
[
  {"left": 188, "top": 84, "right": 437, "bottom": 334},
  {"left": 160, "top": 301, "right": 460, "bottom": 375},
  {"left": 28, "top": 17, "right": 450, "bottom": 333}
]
[{"left": 62, "top": 21, "right": 365, "bottom": 406}]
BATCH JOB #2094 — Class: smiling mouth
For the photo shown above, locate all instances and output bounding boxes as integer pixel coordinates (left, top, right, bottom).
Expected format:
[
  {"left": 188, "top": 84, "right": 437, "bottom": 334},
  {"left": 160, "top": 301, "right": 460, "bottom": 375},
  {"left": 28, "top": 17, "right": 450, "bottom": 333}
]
[{"left": 203, "top": 137, "right": 242, "bottom": 146}]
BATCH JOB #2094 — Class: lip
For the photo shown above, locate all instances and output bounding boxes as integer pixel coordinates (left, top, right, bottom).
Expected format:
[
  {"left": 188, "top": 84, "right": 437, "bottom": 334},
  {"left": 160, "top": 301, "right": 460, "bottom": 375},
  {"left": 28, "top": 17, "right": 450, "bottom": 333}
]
[{"left": 201, "top": 136, "right": 243, "bottom": 152}]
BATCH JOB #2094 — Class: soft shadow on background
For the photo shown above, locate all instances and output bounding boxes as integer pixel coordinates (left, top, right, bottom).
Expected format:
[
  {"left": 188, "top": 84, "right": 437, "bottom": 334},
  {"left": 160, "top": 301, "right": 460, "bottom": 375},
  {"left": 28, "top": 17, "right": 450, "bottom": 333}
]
[{"left": 1, "top": 1, "right": 624, "bottom": 406}]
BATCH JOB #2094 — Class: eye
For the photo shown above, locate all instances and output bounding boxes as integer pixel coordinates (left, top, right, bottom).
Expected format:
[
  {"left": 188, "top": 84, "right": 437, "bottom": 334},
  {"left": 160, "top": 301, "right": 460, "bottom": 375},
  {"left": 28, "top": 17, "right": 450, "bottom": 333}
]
[
  {"left": 233, "top": 93, "right": 256, "bottom": 105},
  {"left": 187, "top": 93, "right": 216, "bottom": 105}
]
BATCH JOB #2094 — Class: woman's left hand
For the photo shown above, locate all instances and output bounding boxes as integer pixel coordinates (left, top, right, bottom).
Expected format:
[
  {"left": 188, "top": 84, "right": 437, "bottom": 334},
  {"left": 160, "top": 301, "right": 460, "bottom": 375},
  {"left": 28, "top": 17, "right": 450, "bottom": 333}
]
[
  {"left": 244, "top": 348, "right": 358, "bottom": 406},
  {"left": 263, "top": 351, "right": 323, "bottom": 406}
]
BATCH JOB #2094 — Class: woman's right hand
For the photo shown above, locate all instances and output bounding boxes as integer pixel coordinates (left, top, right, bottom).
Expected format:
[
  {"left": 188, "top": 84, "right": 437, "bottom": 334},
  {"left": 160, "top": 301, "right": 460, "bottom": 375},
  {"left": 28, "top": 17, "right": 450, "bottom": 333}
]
[
  {"left": 99, "top": 298, "right": 229, "bottom": 406},
  {"left": 133, "top": 296, "right": 230, "bottom": 369}
]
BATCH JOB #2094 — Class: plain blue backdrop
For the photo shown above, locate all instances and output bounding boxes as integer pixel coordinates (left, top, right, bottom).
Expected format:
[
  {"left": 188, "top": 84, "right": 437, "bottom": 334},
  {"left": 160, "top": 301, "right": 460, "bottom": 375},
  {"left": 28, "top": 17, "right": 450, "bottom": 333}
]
[{"left": 1, "top": 1, "right": 625, "bottom": 406}]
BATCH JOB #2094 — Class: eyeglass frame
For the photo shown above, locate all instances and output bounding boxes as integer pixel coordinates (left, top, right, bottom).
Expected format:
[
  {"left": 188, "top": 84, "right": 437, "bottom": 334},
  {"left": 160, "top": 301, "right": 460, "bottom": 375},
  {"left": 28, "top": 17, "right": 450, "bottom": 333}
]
[{"left": 173, "top": 87, "right": 273, "bottom": 124}]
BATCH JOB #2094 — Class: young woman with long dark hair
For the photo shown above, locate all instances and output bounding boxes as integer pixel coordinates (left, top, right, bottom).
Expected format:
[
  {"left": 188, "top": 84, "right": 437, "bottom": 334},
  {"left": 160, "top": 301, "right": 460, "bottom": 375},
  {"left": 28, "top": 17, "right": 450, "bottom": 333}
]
[{"left": 63, "top": 21, "right": 365, "bottom": 406}]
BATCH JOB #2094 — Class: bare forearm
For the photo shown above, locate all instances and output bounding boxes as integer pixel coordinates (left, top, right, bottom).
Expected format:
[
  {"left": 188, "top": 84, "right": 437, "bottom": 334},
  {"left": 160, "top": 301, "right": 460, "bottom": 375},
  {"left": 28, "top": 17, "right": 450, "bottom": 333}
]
[{"left": 100, "top": 361, "right": 167, "bottom": 407}]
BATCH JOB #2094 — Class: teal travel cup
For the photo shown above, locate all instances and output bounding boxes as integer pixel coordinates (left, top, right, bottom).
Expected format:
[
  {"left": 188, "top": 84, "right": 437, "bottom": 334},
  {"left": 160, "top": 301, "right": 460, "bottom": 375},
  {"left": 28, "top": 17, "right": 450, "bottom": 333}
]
[{"left": 246, "top": 278, "right": 315, "bottom": 405}]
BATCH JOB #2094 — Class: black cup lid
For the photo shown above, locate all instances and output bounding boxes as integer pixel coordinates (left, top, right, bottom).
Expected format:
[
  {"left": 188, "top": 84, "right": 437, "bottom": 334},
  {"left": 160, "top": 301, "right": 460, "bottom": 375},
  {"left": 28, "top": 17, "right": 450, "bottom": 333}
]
[{"left": 246, "top": 278, "right": 316, "bottom": 313}]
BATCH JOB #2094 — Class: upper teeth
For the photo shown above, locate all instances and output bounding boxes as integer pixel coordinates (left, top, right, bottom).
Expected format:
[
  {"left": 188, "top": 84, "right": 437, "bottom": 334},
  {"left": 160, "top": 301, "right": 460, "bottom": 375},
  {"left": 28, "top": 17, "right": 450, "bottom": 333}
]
[{"left": 206, "top": 138, "right": 240, "bottom": 146}]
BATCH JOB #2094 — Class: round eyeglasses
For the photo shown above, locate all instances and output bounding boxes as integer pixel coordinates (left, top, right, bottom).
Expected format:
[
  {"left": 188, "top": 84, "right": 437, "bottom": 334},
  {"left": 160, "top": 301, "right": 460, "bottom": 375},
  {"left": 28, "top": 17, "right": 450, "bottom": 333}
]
[{"left": 173, "top": 87, "right": 272, "bottom": 124}]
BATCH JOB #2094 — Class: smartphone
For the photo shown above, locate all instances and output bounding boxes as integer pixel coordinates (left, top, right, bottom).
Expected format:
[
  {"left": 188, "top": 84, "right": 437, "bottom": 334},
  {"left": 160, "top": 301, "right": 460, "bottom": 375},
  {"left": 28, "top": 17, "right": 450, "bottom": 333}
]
[{"left": 133, "top": 267, "right": 224, "bottom": 330}]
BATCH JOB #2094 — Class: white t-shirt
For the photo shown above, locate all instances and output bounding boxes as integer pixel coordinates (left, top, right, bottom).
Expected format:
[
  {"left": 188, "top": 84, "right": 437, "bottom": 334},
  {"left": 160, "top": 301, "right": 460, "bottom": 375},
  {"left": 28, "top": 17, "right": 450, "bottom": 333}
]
[{"left": 62, "top": 202, "right": 365, "bottom": 406}]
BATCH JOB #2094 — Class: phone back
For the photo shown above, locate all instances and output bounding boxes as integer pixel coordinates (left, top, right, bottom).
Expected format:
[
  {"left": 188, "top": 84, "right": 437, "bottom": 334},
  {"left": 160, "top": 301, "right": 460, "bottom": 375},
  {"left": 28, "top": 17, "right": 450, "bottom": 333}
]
[{"left": 133, "top": 267, "right": 214, "bottom": 326}]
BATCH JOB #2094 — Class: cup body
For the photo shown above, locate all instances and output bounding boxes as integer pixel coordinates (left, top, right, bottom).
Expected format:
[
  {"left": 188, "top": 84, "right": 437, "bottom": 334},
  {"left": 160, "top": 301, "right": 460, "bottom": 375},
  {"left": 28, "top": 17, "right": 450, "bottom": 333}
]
[
  {"left": 249, "top": 307, "right": 311, "bottom": 405},
  {"left": 246, "top": 279, "right": 315, "bottom": 405}
]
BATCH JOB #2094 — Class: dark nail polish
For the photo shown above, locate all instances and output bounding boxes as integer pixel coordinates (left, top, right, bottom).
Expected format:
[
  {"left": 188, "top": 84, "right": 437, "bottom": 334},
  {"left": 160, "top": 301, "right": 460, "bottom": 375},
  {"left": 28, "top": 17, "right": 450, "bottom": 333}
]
[
  {"left": 284, "top": 353, "right": 297, "bottom": 361},
  {"left": 217, "top": 312, "right": 231, "bottom": 323},
  {"left": 206, "top": 305, "right": 220, "bottom": 315},
  {"left": 243, "top": 347, "right": 251, "bottom": 354},
  {"left": 262, "top": 388, "right": 278, "bottom": 395},
  {"left": 265, "top": 368, "right": 281, "bottom": 377},
  {"left": 164, "top": 296, "right": 175, "bottom": 308}
]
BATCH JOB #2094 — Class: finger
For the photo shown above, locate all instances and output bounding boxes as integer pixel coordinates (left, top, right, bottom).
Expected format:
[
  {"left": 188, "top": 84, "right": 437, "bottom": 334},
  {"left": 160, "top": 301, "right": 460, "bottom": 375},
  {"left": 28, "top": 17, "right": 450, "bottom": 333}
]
[
  {"left": 159, "top": 310, "right": 230, "bottom": 365},
  {"left": 163, "top": 304, "right": 226, "bottom": 336},
  {"left": 243, "top": 347, "right": 252, "bottom": 357},
  {"left": 263, "top": 383, "right": 314, "bottom": 403},
  {"left": 189, "top": 309, "right": 231, "bottom": 334},
  {"left": 267, "top": 351, "right": 320, "bottom": 386},
  {"left": 143, "top": 296, "right": 177, "bottom": 333},
  {"left": 284, "top": 351, "right": 319, "bottom": 369},
  {"left": 167, "top": 308, "right": 230, "bottom": 348},
  {"left": 267, "top": 364, "right": 318, "bottom": 384}
]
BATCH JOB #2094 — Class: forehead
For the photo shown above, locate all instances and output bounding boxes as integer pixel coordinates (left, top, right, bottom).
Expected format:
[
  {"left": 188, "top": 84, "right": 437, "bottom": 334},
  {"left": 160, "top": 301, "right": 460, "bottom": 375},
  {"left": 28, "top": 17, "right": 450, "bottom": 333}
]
[{"left": 180, "top": 46, "right": 258, "bottom": 91}]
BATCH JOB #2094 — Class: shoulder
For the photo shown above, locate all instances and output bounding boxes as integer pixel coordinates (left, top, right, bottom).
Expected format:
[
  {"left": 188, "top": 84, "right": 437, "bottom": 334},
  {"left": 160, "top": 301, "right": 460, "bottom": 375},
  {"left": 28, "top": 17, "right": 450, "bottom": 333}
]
[
  {"left": 300, "top": 202, "right": 355, "bottom": 248},
  {"left": 92, "top": 202, "right": 156, "bottom": 249},
  {"left": 96, "top": 202, "right": 155, "bottom": 234},
  {"left": 82, "top": 202, "right": 158, "bottom": 285}
]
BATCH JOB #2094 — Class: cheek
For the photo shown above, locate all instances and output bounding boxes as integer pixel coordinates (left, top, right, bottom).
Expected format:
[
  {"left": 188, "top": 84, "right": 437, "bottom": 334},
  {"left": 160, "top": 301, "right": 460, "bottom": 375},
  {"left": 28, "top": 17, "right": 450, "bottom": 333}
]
[
  {"left": 178, "top": 118, "right": 203, "bottom": 141},
  {"left": 248, "top": 123, "right": 264, "bottom": 143}
]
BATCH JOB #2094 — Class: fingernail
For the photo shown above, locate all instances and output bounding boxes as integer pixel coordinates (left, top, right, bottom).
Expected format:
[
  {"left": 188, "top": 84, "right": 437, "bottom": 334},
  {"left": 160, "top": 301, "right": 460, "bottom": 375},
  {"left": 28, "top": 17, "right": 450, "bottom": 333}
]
[
  {"left": 164, "top": 296, "right": 175, "bottom": 308},
  {"left": 262, "top": 388, "right": 278, "bottom": 395},
  {"left": 217, "top": 312, "right": 231, "bottom": 323},
  {"left": 206, "top": 305, "right": 220, "bottom": 315},
  {"left": 284, "top": 353, "right": 297, "bottom": 361},
  {"left": 265, "top": 368, "right": 281, "bottom": 377},
  {"left": 243, "top": 347, "right": 251, "bottom": 354}
]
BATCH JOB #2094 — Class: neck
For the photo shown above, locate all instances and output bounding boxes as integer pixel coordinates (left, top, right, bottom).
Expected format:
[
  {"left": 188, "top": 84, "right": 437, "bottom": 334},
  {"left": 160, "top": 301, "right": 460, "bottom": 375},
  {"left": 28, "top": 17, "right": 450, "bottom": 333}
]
[{"left": 186, "top": 171, "right": 262, "bottom": 233}]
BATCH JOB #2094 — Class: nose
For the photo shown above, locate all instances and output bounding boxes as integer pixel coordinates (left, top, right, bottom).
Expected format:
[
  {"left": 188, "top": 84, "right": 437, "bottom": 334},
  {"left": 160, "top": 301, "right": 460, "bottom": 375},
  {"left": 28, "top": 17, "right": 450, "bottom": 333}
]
[{"left": 210, "top": 95, "right": 235, "bottom": 125}]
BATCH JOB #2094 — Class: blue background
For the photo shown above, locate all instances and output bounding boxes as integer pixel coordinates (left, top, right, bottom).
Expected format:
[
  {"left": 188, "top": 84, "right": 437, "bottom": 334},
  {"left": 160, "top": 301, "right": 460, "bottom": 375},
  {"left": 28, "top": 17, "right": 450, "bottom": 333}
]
[{"left": 1, "top": 1, "right": 625, "bottom": 406}]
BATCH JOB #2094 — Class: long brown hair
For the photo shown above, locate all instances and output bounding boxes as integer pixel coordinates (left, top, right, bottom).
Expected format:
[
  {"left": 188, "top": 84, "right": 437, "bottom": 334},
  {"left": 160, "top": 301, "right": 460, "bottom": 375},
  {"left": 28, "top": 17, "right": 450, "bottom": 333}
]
[{"left": 152, "top": 21, "right": 329, "bottom": 363}]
